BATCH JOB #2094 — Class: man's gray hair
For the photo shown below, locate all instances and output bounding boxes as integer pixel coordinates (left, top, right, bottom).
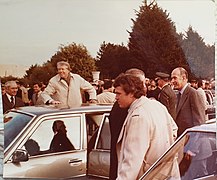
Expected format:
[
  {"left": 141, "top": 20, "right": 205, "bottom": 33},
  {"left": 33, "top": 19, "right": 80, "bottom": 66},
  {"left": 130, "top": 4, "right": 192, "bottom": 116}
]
[
  {"left": 57, "top": 61, "right": 71, "bottom": 70},
  {"left": 125, "top": 68, "right": 146, "bottom": 81},
  {"left": 5, "top": 81, "right": 17, "bottom": 89}
]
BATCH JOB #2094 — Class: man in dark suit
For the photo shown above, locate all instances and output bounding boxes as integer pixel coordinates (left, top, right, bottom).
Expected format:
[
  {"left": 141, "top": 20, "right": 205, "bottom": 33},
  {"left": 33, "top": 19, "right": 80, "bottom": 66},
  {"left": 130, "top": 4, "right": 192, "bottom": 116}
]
[
  {"left": 156, "top": 72, "right": 177, "bottom": 121},
  {"left": 109, "top": 101, "right": 128, "bottom": 180},
  {"left": 171, "top": 67, "right": 206, "bottom": 136},
  {"left": 2, "top": 80, "right": 24, "bottom": 113}
]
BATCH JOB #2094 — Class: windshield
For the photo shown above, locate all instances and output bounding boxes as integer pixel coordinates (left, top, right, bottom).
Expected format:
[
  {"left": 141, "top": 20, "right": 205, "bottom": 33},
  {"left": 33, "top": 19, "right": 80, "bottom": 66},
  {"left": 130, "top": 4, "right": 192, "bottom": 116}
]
[{"left": 4, "top": 111, "right": 33, "bottom": 149}]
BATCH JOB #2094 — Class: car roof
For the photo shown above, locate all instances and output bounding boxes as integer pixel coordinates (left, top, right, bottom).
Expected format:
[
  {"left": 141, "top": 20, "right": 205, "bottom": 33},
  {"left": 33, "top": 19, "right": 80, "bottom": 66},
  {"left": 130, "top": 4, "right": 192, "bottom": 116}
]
[
  {"left": 186, "top": 119, "right": 216, "bottom": 133},
  {"left": 12, "top": 103, "right": 113, "bottom": 116}
]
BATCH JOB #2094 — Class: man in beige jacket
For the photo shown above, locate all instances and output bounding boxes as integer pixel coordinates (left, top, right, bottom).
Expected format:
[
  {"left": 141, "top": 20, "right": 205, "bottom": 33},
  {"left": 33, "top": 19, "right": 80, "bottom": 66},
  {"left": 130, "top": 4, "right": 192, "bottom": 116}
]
[
  {"left": 41, "top": 61, "right": 97, "bottom": 108},
  {"left": 113, "top": 73, "right": 179, "bottom": 180}
]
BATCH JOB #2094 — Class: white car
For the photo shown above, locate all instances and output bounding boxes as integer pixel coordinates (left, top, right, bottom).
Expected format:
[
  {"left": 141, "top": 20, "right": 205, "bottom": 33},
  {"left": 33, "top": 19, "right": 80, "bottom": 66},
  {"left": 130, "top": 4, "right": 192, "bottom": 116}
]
[{"left": 3, "top": 104, "right": 216, "bottom": 180}]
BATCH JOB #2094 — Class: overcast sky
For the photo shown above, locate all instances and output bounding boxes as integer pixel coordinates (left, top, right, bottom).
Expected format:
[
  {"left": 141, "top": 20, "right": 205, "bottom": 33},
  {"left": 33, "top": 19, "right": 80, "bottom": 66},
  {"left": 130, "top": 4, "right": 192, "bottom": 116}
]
[{"left": 0, "top": 0, "right": 215, "bottom": 67}]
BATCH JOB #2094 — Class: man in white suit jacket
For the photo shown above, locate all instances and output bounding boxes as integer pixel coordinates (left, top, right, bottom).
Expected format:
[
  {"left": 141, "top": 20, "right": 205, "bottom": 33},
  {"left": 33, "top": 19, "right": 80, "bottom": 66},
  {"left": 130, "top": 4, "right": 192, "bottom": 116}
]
[
  {"left": 113, "top": 73, "right": 179, "bottom": 180},
  {"left": 40, "top": 61, "right": 97, "bottom": 108}
]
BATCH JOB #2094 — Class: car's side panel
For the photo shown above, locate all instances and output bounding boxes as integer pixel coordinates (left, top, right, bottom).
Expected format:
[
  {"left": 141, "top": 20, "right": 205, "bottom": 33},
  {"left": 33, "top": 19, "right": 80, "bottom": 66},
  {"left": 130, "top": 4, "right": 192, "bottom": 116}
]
[
  {"left": 88, "top": 115, "right": 110, "bottom": 179},
  {"left": 88, "top": 150, "right": 110, "bottom": 178},
  {"left": 4, "top": 151, "right": 87, "bottom": 179}
]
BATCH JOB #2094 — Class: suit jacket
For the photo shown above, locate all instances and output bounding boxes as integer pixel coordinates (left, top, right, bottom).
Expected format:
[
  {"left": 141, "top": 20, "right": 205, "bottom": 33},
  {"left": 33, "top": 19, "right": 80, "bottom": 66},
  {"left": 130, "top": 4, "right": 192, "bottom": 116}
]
[
  {"left": 176, "top": 85, "right": 206, "bottom": 136},
  {"left": 108, "top": 101, "right": 128, "bottom": 180},
  {"left": 2, "top": 94, "right": 24, "bottom": 113},
  {"left": 158, "top": 84, "right": 177, "bottom": 120},
  {"left": 116, "top": 96, "right": 178, "bottom": 180},
  {"left": 31, "top": 91, "right": 44, "bottom": 105}
]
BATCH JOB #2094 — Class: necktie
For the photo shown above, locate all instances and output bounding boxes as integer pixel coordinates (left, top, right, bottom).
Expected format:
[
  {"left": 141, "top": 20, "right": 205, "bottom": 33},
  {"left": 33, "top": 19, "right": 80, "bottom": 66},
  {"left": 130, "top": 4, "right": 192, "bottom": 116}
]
[
  {"left": 10, "top": 96, "right": 15, "bottom": 107},
  {"left": 35, "top": 93, "right": 38, "bottom": 102},
  {"left": 177, "top": 92, "right": 181, "bottom": 107}
]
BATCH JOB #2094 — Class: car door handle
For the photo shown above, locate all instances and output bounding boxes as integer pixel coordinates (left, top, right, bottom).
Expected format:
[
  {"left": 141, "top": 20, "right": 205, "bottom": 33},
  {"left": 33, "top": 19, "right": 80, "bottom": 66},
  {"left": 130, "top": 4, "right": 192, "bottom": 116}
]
[{"left": 68, "top": 158, "right": 82, "bottom": 164}]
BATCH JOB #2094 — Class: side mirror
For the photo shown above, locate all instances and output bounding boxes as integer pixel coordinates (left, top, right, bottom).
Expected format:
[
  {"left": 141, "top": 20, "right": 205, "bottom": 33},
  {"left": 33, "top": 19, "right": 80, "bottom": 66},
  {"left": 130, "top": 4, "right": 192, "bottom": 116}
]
[{"left": 12, "top": 149, "right": 29, "bottom": 163}]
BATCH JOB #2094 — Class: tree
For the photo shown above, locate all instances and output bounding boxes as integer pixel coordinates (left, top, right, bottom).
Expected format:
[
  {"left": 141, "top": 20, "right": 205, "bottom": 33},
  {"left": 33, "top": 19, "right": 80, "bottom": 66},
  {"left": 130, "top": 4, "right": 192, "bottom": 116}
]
[
  {"left": 24, "top": 43, "right": 97, "bottom": 85},
  {"left": 128, "top": 0, "right": 189, "bottom": 78},
  {"left": 50, "top": 43, "right": 96, "bottom": 80},
  {"left": 96, "top": 42, "right": 130, "bottom": 79},
  {"left": 181, "top": 26, "right": 215, "bottom": 79},
  {"left": 1, "top": 76, "right": 19, "bottom": 84},
  {"left": 24, "top": 64, "right": 55, "bottom": 85}
]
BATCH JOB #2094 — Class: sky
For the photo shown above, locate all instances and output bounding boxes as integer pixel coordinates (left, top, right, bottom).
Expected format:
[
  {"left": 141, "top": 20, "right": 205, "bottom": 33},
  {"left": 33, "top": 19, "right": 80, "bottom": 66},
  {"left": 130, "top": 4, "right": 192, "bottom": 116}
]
[{"left": 0, "top": 0, "right": 215, "bottom": 67}]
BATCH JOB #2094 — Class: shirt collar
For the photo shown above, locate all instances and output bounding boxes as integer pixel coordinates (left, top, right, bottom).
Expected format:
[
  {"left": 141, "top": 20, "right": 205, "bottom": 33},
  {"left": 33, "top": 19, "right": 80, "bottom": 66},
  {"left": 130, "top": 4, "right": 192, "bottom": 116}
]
[
  {"left": 180, "top": 83, "right": 188, "bottom": 94},
  {"left": 6, "top": 93, "right": 13, "bottom": 100},
  {"left": 58, "top": 72, "right": 74, "bottom": 81}
]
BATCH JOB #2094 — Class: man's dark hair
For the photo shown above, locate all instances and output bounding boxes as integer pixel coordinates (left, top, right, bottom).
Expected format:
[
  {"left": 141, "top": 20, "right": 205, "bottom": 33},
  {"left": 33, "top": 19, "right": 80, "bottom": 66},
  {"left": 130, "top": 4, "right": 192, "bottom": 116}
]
[
  {"left": 52, "top": 120, "right": 65, "bottom": 133},
  {"left": 103, "top": 79, "right": 113, "bottom": 90},
  {"left": 113, "top": 73, "right": 145, "bottom": 98},
  {"left": 197, "top": 79, "right": 203, "bottom": 88},
  {"left": 33, "top": 82, "right": 43, "bottom": 88}
]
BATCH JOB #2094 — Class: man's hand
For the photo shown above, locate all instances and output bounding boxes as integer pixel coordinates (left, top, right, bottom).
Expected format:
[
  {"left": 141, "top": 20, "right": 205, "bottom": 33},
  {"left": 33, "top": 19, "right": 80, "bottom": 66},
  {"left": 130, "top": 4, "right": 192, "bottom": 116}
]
[
  {"left": 89, "top": 99, "right": 97, "bottom": 104},
  {"left": 50, "top": 100, "right": 61, "bottom": 105}
]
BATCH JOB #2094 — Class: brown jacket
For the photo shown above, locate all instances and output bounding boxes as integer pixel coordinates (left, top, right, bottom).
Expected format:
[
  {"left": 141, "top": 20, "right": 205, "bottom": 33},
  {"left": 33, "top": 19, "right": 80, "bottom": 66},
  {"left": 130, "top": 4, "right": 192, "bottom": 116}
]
[{"left": 176, "top": 85, "right": 206, "bottom": 136}]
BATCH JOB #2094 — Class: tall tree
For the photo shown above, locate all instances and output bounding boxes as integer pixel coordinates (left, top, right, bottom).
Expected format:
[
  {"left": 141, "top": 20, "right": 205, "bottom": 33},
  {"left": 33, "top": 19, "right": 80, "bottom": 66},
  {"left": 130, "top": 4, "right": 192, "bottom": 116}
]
[
  {"left": 181, "top": 26, "right": 215, "bottom": 79},
  {"left": 96, "top": 42, "right": 130, "bottom": 79},
  {"left": 128, "top": 0, "right": 189, "bottom": 78}
]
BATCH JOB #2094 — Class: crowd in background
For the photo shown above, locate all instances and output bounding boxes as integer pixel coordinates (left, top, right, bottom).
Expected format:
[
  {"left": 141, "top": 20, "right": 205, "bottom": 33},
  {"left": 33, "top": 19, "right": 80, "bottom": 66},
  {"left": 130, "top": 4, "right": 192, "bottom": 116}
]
[{"left": 1, "top": 70, "right": 215, "bottom": 112}]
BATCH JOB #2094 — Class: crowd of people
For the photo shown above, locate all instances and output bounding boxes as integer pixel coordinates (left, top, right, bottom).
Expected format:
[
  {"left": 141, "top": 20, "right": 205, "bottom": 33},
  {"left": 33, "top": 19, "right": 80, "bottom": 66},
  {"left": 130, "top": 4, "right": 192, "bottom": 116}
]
[{"left": 1, "top": 61, "right": 215, "bottom": 179}]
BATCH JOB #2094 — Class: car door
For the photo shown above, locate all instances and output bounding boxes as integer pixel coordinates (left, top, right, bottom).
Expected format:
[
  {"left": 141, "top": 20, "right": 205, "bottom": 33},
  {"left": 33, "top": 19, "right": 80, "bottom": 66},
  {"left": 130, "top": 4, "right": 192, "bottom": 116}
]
[
  {"left": 4, "top": 114, "right": 87, "bottom": 179},
  {"left": 140, "top": 130, "right": 217, "bottom": 180},
  {"left": 88, "top": 114, "right": 110, "bottom": 179}
]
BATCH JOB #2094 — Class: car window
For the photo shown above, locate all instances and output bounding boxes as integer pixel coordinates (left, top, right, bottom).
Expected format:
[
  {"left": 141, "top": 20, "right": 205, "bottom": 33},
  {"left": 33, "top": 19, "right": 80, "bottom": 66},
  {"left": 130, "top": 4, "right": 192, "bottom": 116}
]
[
  {"left": 96, "top": 116, "right": 111, "bottom": 150},
  {"left": 86, "top": 114, "right": 100, "bottom": 142},
  {"left": 140, "top": 131, "right": 216, "bottom": 180},
  {"left": 21, "top": 116, "right": 81, "bottom": 156},
  {"left": 180, "top": 132, "right": 216, "bottom": 179}
]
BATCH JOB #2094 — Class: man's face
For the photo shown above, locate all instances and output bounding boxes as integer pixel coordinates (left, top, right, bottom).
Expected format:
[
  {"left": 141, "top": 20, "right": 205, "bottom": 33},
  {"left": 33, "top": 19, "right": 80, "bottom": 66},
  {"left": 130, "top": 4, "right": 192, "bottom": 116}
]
[
  {"left": 171, "top": 69, "right": 185, "bottom": 91},
  {"left": 6, "top": 82, "right": 18, "bottom": 96},
  {"left": 57, "top": 65, "right": 70, "bottom": 79},
  {"left": 33, "top": 84, "right": 41, "bottom": 93},
  {"left": 115, "top": 86, "right": 135, "bottom": 108},
  {"left": 157, "top": 79, "right": 163, "bottom": 88}
]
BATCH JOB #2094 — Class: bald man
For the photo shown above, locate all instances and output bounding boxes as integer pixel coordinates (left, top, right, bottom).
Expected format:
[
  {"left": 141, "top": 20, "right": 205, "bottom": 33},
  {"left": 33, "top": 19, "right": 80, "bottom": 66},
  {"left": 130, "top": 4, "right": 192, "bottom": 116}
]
[{"left": 171, "top": 67, "right": 206, "bottom": 136}]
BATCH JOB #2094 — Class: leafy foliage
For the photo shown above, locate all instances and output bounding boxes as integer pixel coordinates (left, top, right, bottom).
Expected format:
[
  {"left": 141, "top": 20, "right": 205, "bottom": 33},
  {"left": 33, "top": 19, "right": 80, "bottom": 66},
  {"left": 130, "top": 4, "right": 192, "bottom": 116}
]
[
  {"left": 96, "top": 42, "right": 130, "bottom": 79},
  {"left": 50, "top": 43, "right": 96, "bottom": 80},
  {"left": 24, "top": 43, "right": 96, "bottom": 84}
]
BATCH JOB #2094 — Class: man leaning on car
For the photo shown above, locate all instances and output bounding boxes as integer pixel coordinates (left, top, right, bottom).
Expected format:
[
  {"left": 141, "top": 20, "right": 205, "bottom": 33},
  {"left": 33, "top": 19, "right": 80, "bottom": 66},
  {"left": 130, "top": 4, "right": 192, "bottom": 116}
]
[{"left": 40, "top": 61, "right": 97, "bottom": 108}]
